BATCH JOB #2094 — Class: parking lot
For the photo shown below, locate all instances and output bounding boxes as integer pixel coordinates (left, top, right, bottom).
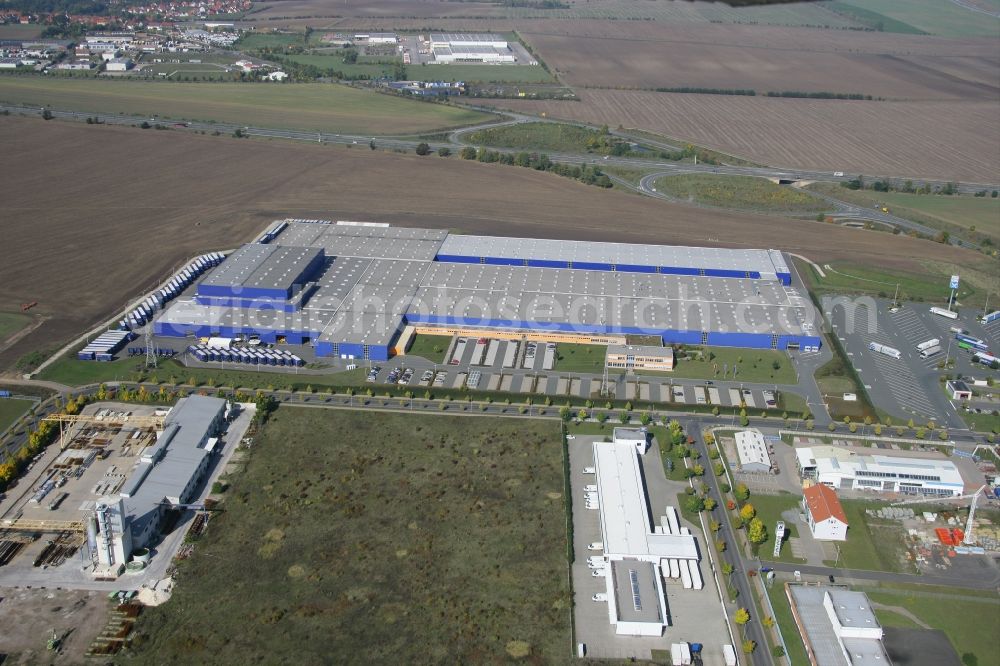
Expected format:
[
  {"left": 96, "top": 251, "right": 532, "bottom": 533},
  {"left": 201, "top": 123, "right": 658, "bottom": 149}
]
[
  {"left": 566, "top": 434, "right": 733, "bottom": 664},
  {"left": 360, "top": 335, "right": 793, "bottom": 410},
  {"left": 828, "top": 298, "right": 974, "bottom": 428}
]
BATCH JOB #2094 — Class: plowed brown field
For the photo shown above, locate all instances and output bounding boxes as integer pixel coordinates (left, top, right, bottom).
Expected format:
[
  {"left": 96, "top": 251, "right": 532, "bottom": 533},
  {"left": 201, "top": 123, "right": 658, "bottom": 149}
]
[
  {"left": 491, "top": 91, "right": 999, "bottom": 182},
  {"left": 0, "top": 116, "right": 986, "bottom": 370},
  {"left": 519, "top": 23, "right": 999, "bottom": 99}
]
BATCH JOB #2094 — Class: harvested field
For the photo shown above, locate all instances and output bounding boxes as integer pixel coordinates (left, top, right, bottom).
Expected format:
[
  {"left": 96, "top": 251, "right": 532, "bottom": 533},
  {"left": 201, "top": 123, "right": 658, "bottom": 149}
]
[
  {"left": 518, "top": 24, "right": 999, "bottom": 99},
  {"left": 116, "top": 408, "right": 571, "bottom": 665},
  {"left": 246, "top": 0, "right": 860, "bottom": 26},
  {"left": 490, "top": 91, "right": 1000, "bottom": 182},
  {"left": 0, "top": 116, "right": 988, "bottom": 371}
]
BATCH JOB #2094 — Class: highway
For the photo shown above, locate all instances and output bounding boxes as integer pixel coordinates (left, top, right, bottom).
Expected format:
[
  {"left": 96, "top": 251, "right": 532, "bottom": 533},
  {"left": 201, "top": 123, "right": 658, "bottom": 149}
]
[
  {"left": 5, "top": 102, "right": 997, "bottom": 198},
  {"left": 634, "top": 171, "right": 980, "bottom": 250}
]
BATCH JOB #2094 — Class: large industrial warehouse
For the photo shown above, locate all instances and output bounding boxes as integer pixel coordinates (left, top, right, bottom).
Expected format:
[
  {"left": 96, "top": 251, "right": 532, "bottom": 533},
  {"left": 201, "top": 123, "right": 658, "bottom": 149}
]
[{"left": 153, "top": 220, "right": 821, "bottom": 361}]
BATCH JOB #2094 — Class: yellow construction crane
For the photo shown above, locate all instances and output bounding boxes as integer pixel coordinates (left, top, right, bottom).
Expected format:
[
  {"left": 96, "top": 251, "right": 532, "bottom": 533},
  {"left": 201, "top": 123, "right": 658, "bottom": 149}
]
[{"left": 42, "top": 413, "right": 166, "bottom": 450}]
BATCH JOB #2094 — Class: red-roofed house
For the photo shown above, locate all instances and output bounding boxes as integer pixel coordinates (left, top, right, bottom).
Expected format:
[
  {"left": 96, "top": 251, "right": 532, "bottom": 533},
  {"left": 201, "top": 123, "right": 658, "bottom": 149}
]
[{"left": 802, "top": 483, "right": 848, "bottom": 541}]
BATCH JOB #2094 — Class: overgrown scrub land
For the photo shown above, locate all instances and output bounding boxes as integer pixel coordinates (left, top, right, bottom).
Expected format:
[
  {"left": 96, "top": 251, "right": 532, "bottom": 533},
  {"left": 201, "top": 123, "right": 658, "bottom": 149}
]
[
  {"left": 118, "top": 409, "right": 571, "bottom": 664},
  {"left": 653, "top": 174, "right": 826, "bottom": 214},
  {"left": 0, "top": 78, "right": 491, "bottom": 134},
  {"left": 808, "top": 182, "right": 1000, "bottom": 247},
  {"left": 466, "top": 121, "right": 625, "bottom": 153}
]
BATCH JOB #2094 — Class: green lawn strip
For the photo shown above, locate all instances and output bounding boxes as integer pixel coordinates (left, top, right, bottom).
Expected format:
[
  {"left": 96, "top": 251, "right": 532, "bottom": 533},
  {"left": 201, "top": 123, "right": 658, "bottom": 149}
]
[
  {"left": 466, "top": 122, "right": 620, "bottom": 153},
  {"left": 955, "top": 408, "right": 1000, "bottom": 435},
  {"left": 864, "top": 589, "right": 1000, "bottom": 663},
  {"left": 666, "top": 347, "right": 796, "bottom": 384},
  {"left": 803, "top": 259, "right": 981, "bottom": 306},
  {"left": 552, "top": 343, "right": 607, "bottom": 374},
  {"left": 764, "top": 583, "right": 811, "bottom": 665},
  {"left": 871, "top": 607, "right": 923, "bottom": 629},
  {"left": 0, "top": 398, "right": 34, "bottom": 433},
  {"left": 117, "top": 408, "right": 572, "bottom": 664},
  {"left": 653, "top": 174, "right": 827, "bottom": 214},
  {"left": 833, "top": 499, "right": 915, "bottom": 573},
  {"left": 0, "top": 311, "right": 32, "bottom": 340},
  {"left": 0, "top": 77, "right": 492, "bottom": 135},
  {"left": 403, "top": 333, "right": 451, "bottom": 365},
  {"left": 744, "top": 494, "right": 806, "bottom": 564}
]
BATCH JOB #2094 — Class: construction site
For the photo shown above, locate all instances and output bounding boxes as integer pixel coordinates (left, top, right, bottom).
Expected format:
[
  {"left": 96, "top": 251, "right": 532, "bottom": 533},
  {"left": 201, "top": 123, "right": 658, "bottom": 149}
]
[{"left": 0, "top": 396, "right": 249, "bottom": 588}]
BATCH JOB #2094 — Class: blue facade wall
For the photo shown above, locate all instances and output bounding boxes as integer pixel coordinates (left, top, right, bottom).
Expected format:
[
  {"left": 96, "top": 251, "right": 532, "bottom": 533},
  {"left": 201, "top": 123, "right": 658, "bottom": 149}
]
[
  {"left": 574, "top": 261, "right": 614, "bottom": 271},
  {"left": 659, "top": 266, "right": 701, "bottom": 276},
  {"left": 659, "top": 330, "right": 704, "bottom": 345},
  {"left": 704, "top": 269, "right": 746, "bottom": 279},
  {"left": 777, "top": 272, "right": 792, "bottom": 285},
  {"left": 527, "top": 259, "right": 569, "bottom": 269},
  {"left": 434, "top": 254, "right": 479, "bottom": 264},
  {"left": 368, "top": 345, "right": 390, "bottom": 361},
  {"left": 706, "top": 331, "right": 774, "bottom": 349},
  {"left": 484, "top": 257, "right": 524, "bottom": 266},
  {"left": 194, "top": 296, "right": 300, "bottom": 312},
  {"left": 197, "top": 284, "right": 291, "bottom": 300},
  {"left": 617, "top": 264, "right": 658, "bottom": 274}
]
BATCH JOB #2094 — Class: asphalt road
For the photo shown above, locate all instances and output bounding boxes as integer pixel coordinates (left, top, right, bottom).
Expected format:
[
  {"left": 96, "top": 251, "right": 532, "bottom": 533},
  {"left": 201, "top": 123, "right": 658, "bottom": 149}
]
[
  {"left": 5, "top": 103, "right": 997, "bottom": 200},
  {"left": 635, "top": 171, "right": 978, "bottom": 250}
]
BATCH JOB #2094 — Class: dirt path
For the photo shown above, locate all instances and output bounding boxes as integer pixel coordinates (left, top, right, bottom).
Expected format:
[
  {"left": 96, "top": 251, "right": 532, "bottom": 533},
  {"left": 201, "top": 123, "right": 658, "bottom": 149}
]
[{"left": 869, "top": 601, "right": 932, "bottom": 629}]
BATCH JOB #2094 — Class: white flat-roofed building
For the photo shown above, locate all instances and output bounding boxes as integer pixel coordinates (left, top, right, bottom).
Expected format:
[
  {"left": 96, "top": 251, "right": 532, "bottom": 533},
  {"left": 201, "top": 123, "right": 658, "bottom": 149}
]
[
  {"left": 592, "top": 431, "right": 700, "bottom": 636},
  {"left": 430, "top": 32, "right": 508, "bottom": 49},
  {"left": 796, "top": 446, "right": 964, "bottom": 497},
  {"left": 612, "top": 427, "right": 648, "bottom": 454},
  {"left": 105, "top": 57, "right": 132, "bottom": 71},
  {"left": 432, "top": 45, "right": 515, "bottom": 64},
  {"left": 788, "top": 586, "right": 890, "bottom": 666},
  {"left": 606, "top": 344, "right": 674, "bottom": 371},
  {"left": 358, "top": 32, "right": 398, "bottom": 43},
  {"left": 735, "top": 429, "right": 771, "bottom": 473}
]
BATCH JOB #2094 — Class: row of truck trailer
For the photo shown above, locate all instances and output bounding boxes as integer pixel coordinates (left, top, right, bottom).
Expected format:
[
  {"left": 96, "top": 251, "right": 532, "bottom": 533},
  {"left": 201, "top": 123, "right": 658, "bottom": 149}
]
[
  {"left": 118, "top": 252, "right": 224, "bottom": 331},
  {"left": 187, "top": 345, "right": 304, "bottom": 367}
]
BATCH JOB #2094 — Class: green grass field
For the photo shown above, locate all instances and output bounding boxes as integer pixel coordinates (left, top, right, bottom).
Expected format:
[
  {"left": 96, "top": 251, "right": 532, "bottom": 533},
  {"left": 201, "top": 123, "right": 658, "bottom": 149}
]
[
  {"left": 0, "top": 311, "right": 31, "bottom": 340},
  {"left": 552, "top": 343, "right": 607, "bottom": 373},
  {"left": 824, "top": 1, "right": 928, "bottom": 34},
  {"left": 282, "top": 55, "right": 398, "bottom": 78},
  {"left": 404, "top": 333, "right": 451, "bottom": 364},
  {"left": 236, "top": 32, "right": 307, "bottom": 49},
  {"left": 764, "top": 583, "right": 810, "bottom": 665},
  {"left": 803, "top": 260, "right": 985, "bottom": 306},
  {"left": 829, "top": 499, "right": 914, "bottom": 573},
  {"left": 0, "top": 78, "right": 493, "bottom": 135},
  {"left": 809, "top": 183, "right": 1000, "bottom": 245},
  {"left": 653, "top": 174, "right": 827, "bottom": 214},
  {"left": 117, "top": 408, "right": 571, "bottom": 664},
  {"left": 828, "top": 0, "right": 1000, "bottom": 37},
  {"left": 958, "top": 409, "right": 1000, "bottom": 435},
  {"left": 668, "top": 347, "right": 797, "bottom": 384},
  {"left": 865, "top": 587, "right": 1000, "bottom": 664},
  {"left": 0, "top": 398, "right": 34, "bottom": 433},
  {"left": 746, "top": 494, "right": 806, "bottom": 564}
]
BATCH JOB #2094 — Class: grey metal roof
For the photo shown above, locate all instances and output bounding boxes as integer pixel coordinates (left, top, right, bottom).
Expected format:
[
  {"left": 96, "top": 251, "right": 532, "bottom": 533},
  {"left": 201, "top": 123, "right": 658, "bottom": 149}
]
[
  {"left": 438, "top": 234, "right": 789, "bottom": 276},
  {"left": 430, "top": 33, "right": 506, "bottom": 43},
  {"left": 409, "top": 265, "right": 814, "bottom": 336},
  {"left": 788, "top": 586, "right": 890, "bottom": 666},
  {"left": 317, "top": 311, "right": 405, "bottom": 347},
  {"left": 827, "top": 590, "right": 882, "bottom": 631},
  {"left": 200, "top": 244, "right": 322, "bottom": 292},
  {"left": 611, "top": 560, "right": 663, "bottom": 624},
  {"left": 606, "top": 344, "right": 673, "bottom": 357},
  {"left": 121, "top": 396, "right": 225, "bottom": 543}
]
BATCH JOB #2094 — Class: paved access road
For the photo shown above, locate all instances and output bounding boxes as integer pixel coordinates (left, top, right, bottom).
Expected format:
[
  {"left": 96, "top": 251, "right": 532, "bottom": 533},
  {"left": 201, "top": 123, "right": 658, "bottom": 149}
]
[{"left": 5, "top": 103, "right": 996, "bottom": 199}]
